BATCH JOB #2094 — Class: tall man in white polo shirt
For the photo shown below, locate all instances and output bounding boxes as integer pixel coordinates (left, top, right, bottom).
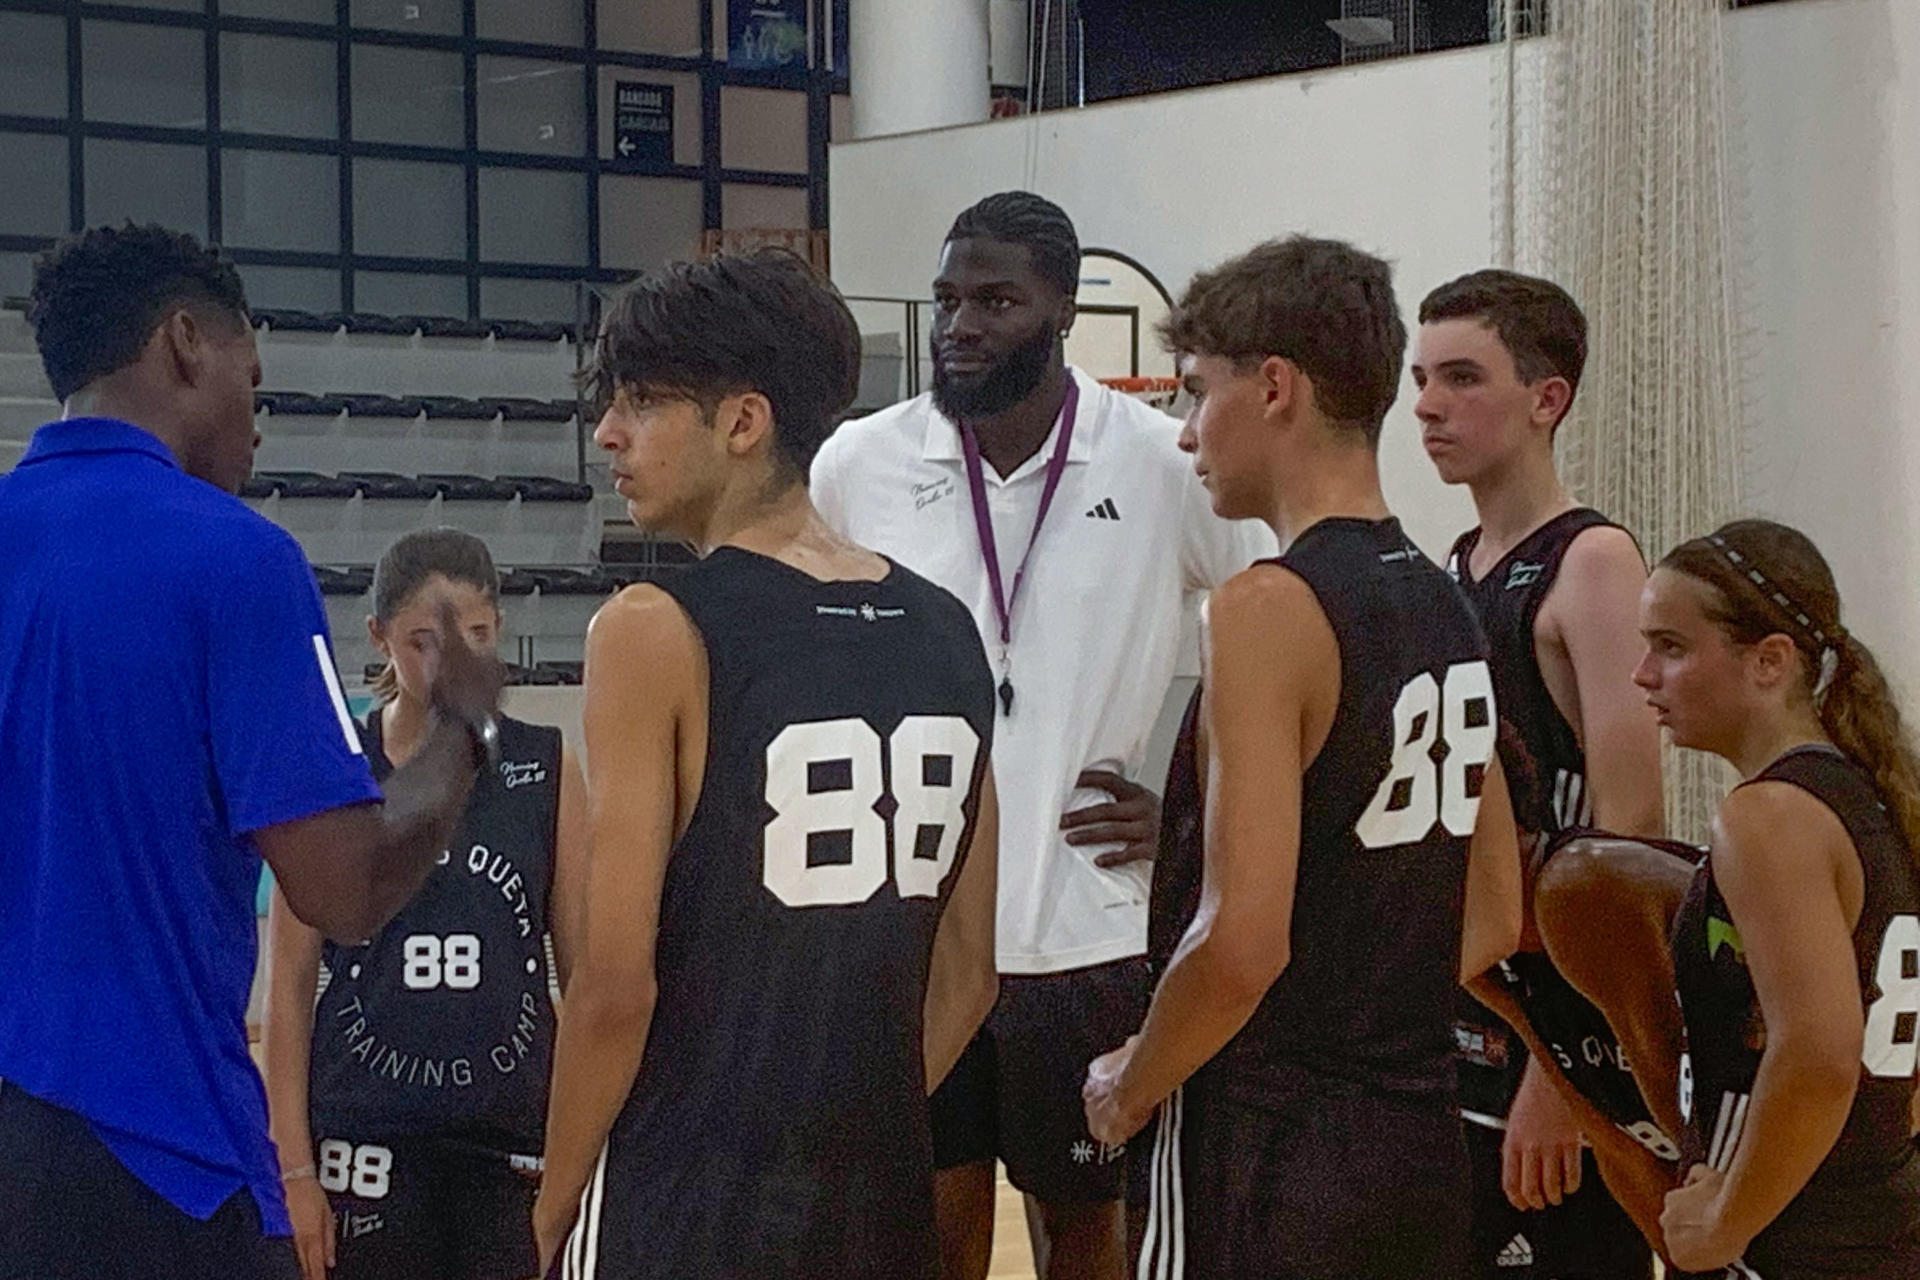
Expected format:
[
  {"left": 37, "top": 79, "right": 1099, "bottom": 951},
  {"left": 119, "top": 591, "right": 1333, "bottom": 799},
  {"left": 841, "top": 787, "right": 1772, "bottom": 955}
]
[{"left": 811, "top": 192, "right": 1271, "bottom": 1280}]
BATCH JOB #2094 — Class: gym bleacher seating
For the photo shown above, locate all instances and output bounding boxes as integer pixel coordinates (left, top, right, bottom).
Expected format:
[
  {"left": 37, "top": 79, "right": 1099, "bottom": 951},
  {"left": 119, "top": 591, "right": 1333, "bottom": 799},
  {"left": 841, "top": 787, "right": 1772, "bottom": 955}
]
[
  {"left": 339, "top": 471, "right": 441, "bottom": 500},
  {"left": 252, "top": 310, "right": 576, "bottom": 345},
  {"left": 417, "top": 396, "right": 496, "bottom": 420},
  {"left": 487, "top": 396, "right": 578, "bottom": 423},
  {"left": 339, "top": 393, "right": 425, "bottom": 418},
  {"left": 498, "top": 475, "right": 596, "bottom": 502},
  {"left": 250, "top": 308, "right": 339, "bottom": 334},
  {"left": 366, "top": 657, "right": 586, "bottom": 688},
  {"left": 528, "top": 567, "right": 616, "bottom": 596},
  {"left": 254, "top": 391, "right": 350, "bottom": 416},
  {"left": 419, "top": 473, "right": 520, "bottom": 501},
  {"left": 244, "top": 470, "right": 362, "bottom": 499},
  {"left": 498, "top": 568, "right": 541, "bottom": 597},
  {"left": 242, "top": 304, "right": 617, "bottom": 680},
  {"left": 486, "top": 318, "right": 575, "bottom": 344},
  {"left": 322, "top": 562, "right": 658, "bottom": 604},
  {"left": 313, "top": 566, "right": 375, "bottom": 597},
  {"left": 3, "top": 298, "right": 674, "bottom": 684},
  {"left": 412, "top": 316, "right": 494, "bottom": 341}
]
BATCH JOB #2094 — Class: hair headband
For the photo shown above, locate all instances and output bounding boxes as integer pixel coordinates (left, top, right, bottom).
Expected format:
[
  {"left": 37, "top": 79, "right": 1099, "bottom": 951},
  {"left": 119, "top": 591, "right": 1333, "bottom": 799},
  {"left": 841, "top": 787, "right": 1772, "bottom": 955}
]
[{"left": 1707, "top": 534, "right": 1846, "bottom": 700}]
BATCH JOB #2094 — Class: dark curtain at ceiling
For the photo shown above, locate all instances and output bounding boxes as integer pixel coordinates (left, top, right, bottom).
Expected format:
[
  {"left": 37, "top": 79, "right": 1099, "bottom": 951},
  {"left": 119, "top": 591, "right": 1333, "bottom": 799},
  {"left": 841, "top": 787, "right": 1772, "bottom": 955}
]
[
  {"left": 1072, "top": 0, "right": 1493, "bottom": 102},
  {"left": 1070, "top": 0, "right": 1795, "bottom": 105}
]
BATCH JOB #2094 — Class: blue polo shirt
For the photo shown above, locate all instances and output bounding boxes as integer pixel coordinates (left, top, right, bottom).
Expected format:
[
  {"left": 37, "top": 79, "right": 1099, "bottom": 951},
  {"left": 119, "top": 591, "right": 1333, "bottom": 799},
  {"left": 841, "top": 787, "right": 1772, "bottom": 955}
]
[{"left": 0, "top": 418, "right": 381, "bottom": 1234}]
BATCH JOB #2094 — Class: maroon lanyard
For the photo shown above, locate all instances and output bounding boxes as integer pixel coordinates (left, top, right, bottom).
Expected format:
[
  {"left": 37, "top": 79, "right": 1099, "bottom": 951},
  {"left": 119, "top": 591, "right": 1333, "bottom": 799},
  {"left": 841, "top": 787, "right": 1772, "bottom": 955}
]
[{"left": 956, "top": 378, "right": 1080, "bottom": 715}]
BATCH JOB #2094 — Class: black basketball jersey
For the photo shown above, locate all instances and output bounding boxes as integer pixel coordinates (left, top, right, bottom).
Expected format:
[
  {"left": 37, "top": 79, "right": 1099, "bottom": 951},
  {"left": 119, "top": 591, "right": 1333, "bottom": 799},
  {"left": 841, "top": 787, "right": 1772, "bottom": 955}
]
[
  {"left": 1492, "top": 829, "right": 1704, "bottom": 1165},
  {"left": 583, "top": 548, "right": 995, "bottom": 1280},
  {"left": 310, "top": 712, "right": 562, "bottom": 1159},
  {"left": 1147, "top": 683, "right": 1203, "bottom": 982},
  {"left": 1673, "top": 746, "right": 1920, "bottom": 1275},
  {"left": 1448, "top": 507, "right": 1625, "bottom": 832},
  {"left": 1448, "top": 507, "right": 1629, "bottom": 1120},
  {"left": 1165, "top": 517, "right": 1493, "bottom": 1103}
]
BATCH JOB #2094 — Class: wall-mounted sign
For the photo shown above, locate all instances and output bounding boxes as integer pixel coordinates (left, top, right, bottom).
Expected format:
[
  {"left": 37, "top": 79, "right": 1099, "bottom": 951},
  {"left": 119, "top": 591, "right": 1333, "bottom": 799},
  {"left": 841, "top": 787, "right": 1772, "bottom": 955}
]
[
  {"left": 614, "top": 81, "right": 673, "bottom": 165},
  {"left": 729, "top": 0, "right": 807, "bottom": 70}
]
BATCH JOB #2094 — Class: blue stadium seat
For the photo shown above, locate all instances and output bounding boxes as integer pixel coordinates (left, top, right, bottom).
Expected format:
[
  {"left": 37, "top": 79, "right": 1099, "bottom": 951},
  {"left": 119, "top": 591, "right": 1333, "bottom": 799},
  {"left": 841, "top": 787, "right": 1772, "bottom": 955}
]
[
  {"left": 253, "top": 309, "right": 342, "bottom": 334},
  {"left": 417, "top": 395, "right": 495, "bottom": 420},
  {"left": 313, "top": 565, "right": 374, "bottom": 596},
  {"left": 340, "top": 313, "right": 420, "bottom": 337},
  {"left": 499, "top": 474, "right": 594, "bottom": 502},
  {"left": 339, "top": 471, "right": 438, "bottom": 499},
  {"left": 419, "top": 473, "right": 518, "bottom": 501},
  {"left": 529, "top": 567, "right": 615, "bottom": 595},
  {"left": 255, "top": 391, "right": 348, "bottom": 416},
  {"left": 411, "top": 315, "right": 494, "bottom": 340},
  {"left": 486, "top": 396, "right": 576, "bottom": 423},
  {"left": 340, "top": 393, "right": 424, "bottom": 418},
  {"left": 248, "top": 470, "right": 361, "bottom": 498},
  {"left": 487, "top": 319, "right": 573, "bottom": 344}
]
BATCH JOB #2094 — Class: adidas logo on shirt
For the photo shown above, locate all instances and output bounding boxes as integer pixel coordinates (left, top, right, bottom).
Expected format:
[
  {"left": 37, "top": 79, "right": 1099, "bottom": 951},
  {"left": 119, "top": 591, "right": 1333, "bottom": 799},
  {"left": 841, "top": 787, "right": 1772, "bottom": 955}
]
[
  {"left": 1496, "top": 1233, "right": 1534, "bottom": 1268},
  {"left": 1085, "top": 498, "right": 1121, "bottom": 521}
]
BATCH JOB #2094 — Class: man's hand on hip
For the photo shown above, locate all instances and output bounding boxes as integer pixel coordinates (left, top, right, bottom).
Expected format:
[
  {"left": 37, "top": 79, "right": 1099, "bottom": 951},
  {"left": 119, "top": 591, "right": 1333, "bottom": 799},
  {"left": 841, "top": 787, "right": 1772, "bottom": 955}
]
[{"left": 1061, "top": 770, "right": 1161, "bottom": 868}]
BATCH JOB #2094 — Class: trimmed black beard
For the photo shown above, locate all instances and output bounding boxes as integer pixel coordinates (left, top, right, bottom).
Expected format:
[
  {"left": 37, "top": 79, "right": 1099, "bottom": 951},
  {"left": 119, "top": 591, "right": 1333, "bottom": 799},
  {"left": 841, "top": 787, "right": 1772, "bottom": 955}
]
[{"left": 931, "top": 322, "right": 1057, "bottom": 421}]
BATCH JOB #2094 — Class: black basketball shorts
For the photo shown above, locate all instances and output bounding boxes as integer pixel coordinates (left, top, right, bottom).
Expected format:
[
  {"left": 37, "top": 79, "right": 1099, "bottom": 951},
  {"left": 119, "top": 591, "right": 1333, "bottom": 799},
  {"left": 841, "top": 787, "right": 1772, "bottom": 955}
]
[
  {"left": 930, "top": 955, "right": 1150, "bottom": 1202},
  {"left": 0, "top": 1081, "right": 299, "bottom": 1280},
  {"left": 1136, "top": 1074, "right": 1471, "bottom": 1280},
  {"left": 1463, "top": 1118, "right": 1655, "bottom": 1280},
  {"left": 318, "top": 1133, "right": 539, "bottom": 1280}
]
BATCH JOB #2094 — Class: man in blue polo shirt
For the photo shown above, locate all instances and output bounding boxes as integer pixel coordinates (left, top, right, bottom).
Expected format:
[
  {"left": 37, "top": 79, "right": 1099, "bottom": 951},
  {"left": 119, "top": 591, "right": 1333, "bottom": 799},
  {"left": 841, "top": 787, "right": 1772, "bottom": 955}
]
[{"left": 0, "top": 225, "right": 504, "bottom": 1280}]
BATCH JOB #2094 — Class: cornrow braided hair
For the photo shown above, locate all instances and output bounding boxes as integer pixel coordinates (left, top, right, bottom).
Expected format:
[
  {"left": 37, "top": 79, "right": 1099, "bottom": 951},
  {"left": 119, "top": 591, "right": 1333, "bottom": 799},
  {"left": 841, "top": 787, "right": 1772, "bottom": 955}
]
[{"left": 945, "top": 191, "right": 1081, "bottom": 297}]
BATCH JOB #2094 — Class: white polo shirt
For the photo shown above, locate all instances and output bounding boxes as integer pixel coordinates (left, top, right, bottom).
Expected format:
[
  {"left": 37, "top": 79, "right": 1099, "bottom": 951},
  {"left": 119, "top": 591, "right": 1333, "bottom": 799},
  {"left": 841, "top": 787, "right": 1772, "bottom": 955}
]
[{"left": 811, "top": 368, "right": 1274, "bottom": 974}]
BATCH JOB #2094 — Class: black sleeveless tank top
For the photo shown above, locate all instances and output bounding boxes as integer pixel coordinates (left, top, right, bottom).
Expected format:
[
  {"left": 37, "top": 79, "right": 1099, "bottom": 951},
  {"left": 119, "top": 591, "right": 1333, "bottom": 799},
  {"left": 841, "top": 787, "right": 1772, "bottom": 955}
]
[
  {"left": 596, "top": 548, "right": 995, "bottom": 1278},
  {"left": 1674, "top": 745, "right": 1920, "bottom": 1276},
  {"left": 1154, "top": 518, "right": 1493, "bottom": 1104},
  {"left": 1448, "top": 507, "right": 1631, "bottom": 1120},
  {"left": 310, "top": 711, "right": 562, "bottom": 1158}
]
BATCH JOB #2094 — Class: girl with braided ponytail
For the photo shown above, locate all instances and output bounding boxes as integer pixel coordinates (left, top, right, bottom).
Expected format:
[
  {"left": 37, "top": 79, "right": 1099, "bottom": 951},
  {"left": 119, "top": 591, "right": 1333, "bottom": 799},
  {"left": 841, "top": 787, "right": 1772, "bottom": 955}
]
[{"left": 1632, "top": 519, "right": 1920, "bottom": 1277}]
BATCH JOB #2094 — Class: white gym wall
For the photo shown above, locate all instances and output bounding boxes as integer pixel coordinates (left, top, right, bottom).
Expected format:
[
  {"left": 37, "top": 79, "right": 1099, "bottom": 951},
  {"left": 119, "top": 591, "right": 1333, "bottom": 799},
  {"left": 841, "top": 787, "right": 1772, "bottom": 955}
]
[{"left": 830, "top": 0, "right": 1920, "bottom": 697}]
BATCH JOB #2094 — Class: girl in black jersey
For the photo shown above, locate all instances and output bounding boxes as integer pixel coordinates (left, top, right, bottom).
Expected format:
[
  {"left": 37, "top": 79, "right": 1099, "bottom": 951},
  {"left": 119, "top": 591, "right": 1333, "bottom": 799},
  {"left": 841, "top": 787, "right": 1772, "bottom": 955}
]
[
  {"left": 262, "top": 529, "right": 589, "bottom": 1280},
  {"left": 1633, "top": 519, "right": 1920, "bottom": 1278}
]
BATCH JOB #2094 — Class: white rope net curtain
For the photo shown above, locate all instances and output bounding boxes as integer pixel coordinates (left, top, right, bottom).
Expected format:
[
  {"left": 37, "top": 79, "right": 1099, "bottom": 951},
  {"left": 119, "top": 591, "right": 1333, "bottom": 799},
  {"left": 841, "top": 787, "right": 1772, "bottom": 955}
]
[{"left": 1492, "top": 0, "right": 1744, "bottom": 839}]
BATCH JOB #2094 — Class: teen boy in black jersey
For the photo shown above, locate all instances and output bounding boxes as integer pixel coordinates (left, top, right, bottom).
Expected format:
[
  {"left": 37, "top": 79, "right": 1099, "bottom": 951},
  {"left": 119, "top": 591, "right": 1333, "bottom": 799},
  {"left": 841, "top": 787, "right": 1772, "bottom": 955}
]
[
  {"left": 1083, "top": 236, "right": 1523, "bottom": 1280},
  {"left": 1633, "top": 521, "right": 1920, "bottom": 1278},
  {"left": 1414, "top": 270, "right": 1666, "bottom": 1280},
  {"left": 532, "top": 251, "right": 1001, "bottom": 1280}
]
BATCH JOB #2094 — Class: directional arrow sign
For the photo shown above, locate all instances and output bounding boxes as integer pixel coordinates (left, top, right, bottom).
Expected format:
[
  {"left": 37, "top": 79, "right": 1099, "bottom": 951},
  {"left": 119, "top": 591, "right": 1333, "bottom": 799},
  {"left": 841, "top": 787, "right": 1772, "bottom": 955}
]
[{"left": 614, "top": 81, "right": 673, "bottom": 166}]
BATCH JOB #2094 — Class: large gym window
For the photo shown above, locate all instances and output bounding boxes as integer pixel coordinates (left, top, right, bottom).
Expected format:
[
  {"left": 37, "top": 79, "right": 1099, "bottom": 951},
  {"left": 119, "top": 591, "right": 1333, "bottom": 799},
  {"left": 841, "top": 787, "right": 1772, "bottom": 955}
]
[{"left": 0, "top": 0, "right": 849, "bottom": 316}]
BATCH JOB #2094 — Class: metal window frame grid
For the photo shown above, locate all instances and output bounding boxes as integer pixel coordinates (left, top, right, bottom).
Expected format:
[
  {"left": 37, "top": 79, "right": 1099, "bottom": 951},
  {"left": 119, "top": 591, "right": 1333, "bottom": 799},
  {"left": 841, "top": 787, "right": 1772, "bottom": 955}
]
[{"left": 0, "top": 0, "right": 846, "bottom": 317}]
